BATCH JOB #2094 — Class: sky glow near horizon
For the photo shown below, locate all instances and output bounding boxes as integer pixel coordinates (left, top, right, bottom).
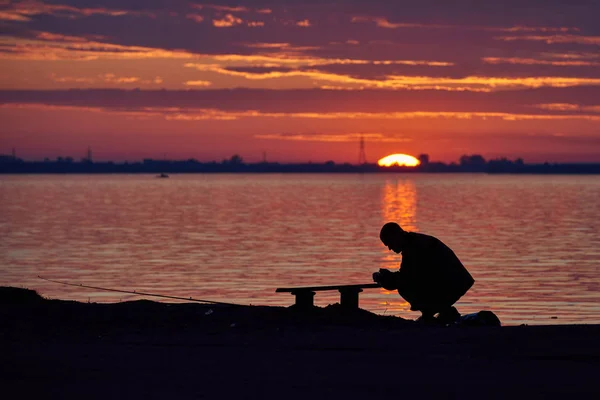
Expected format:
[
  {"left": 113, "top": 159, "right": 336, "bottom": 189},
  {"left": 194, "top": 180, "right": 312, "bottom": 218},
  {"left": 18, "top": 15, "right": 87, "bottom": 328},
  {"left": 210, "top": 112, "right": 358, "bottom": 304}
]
[{"left": 1, "top": 0, "right": 600, "bottom": 163}]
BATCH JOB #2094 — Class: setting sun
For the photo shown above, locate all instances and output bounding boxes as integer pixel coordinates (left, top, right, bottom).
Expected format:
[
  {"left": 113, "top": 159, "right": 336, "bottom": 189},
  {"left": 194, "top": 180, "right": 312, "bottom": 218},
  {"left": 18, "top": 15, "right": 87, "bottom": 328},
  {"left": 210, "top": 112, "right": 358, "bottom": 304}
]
[{"left": 378, "top": 154, "right": 421, "bottom": 167}]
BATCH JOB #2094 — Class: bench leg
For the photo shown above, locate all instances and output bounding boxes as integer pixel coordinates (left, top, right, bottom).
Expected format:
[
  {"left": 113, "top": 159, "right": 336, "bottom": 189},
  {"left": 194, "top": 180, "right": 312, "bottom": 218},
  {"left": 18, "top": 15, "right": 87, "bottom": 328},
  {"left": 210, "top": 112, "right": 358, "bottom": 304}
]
[
  {"left": 291, "top": 291, "right": 315, "bottom": 309},
  {"left": 339, "top": 288, "right": 362, "bottom": 309}
]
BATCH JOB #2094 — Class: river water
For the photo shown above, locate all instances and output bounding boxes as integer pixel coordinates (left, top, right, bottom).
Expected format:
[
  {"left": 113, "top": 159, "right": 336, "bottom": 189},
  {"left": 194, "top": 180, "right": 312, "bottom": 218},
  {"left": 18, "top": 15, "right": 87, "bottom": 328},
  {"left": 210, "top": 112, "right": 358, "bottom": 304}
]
[{"left": 1, "top": 173, "right": 599, "bottom": 325}]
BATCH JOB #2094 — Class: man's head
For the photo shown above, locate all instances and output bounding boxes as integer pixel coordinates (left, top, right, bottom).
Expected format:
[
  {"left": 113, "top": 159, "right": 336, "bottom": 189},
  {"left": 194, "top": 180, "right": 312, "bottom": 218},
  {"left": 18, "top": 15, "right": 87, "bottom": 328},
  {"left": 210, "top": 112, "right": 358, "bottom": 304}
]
[{"left": 380, "top": 222, "right": 406, "bottom": 253}]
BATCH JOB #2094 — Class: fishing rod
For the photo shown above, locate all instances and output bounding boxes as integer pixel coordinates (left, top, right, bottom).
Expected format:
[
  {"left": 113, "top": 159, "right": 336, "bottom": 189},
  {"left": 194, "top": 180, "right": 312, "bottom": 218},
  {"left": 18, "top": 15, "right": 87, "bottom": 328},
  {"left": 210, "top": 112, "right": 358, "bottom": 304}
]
[{"left": 38, "top": 276, "right": 244, "bottom": 307}]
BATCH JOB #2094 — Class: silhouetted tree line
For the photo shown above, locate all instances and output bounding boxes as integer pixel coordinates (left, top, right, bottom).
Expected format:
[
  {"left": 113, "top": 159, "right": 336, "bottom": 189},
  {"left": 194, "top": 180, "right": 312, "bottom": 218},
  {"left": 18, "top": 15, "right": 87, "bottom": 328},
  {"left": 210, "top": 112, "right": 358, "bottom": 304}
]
[{"left": 1, "top": 153, "right": 599, "bottom": 174}]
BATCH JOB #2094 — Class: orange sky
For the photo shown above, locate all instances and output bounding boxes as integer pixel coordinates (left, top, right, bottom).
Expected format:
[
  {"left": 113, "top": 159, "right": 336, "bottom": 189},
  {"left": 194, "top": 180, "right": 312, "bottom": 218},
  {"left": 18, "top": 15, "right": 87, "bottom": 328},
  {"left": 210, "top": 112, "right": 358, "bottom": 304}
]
[{"left": 1, "top": 0, "right": 599, "bottom": 163}]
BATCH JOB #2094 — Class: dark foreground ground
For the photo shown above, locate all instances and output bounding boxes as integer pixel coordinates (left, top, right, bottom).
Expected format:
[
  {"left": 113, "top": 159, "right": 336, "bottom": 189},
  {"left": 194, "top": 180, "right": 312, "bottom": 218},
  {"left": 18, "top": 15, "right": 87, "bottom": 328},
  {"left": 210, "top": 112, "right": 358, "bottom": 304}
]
[{"left": 2, "top": 287, "right": 599, "bottom": 400}]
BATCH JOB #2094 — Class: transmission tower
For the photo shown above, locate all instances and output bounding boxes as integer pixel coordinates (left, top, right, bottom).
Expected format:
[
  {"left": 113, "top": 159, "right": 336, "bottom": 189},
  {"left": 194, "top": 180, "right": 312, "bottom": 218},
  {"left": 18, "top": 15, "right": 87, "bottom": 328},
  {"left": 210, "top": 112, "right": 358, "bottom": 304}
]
[{"left": 358, "top": 134, "right": 367, "bottom": 164}]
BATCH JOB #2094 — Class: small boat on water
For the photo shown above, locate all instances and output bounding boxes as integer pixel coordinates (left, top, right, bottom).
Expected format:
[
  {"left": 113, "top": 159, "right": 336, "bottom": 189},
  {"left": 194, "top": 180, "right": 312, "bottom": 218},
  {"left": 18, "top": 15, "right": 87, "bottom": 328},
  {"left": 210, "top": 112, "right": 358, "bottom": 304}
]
[{"left": 157, "top": 173, "right": 169, "bottom": 178}]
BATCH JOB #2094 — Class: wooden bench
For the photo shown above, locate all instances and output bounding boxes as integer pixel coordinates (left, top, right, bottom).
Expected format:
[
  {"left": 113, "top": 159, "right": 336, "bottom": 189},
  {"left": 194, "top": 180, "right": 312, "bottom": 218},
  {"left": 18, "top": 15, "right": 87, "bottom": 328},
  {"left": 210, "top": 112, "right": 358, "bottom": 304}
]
[{"left": 275, "top": 283, "right": 381, "bottom": 309}]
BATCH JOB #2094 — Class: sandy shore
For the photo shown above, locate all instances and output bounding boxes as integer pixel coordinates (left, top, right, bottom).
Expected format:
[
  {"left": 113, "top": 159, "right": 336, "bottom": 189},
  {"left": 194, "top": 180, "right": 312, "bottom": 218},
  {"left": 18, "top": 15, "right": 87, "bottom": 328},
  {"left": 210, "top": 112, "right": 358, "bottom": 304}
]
[{"left": 2, "top": 287, "right": 599, "bottom": 399}]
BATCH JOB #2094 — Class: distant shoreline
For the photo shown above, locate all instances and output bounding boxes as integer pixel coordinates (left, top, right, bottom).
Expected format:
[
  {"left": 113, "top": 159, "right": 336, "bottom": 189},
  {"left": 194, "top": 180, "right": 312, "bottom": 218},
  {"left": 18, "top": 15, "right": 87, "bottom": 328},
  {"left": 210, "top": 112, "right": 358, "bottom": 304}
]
[
  {"left": 3, "top": 152, "right": 600, "bottom": 174},
  {"left": 3, "top": 170, "right": 600, "bottom": 175},
  {"left": 2, "top": 161, "right": 600, "bottom": 174}
]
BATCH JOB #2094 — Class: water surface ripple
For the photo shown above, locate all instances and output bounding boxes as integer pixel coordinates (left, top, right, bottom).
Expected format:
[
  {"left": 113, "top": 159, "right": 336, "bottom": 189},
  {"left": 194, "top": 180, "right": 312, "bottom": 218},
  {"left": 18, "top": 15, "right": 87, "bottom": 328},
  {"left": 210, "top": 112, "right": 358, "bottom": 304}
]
[{"left": 1, "top": 174, "right": 599, "bottom": 325}]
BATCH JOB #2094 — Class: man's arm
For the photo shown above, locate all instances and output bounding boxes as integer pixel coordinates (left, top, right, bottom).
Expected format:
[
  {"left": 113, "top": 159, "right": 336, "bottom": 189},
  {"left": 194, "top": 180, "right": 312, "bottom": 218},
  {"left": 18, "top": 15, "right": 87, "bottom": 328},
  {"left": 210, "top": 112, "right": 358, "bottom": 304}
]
[{"left": 374, "top": 267, "right": 426, "bottom": 311}]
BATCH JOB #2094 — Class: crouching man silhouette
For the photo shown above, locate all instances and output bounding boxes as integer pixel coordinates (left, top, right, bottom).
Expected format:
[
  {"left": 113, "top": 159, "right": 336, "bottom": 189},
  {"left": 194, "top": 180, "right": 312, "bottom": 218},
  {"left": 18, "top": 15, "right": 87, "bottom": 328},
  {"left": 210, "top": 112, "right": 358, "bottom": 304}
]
[{"left": 374, "top": 222, "right": 474, "bottom": 324}]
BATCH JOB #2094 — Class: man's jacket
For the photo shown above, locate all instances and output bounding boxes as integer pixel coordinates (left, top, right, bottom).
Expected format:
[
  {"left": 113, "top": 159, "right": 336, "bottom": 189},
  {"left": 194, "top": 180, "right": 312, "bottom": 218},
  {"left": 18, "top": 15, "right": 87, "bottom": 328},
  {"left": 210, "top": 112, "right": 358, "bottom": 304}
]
[{"left": 393, "top": 232, "right": 474, "bottom": 312}]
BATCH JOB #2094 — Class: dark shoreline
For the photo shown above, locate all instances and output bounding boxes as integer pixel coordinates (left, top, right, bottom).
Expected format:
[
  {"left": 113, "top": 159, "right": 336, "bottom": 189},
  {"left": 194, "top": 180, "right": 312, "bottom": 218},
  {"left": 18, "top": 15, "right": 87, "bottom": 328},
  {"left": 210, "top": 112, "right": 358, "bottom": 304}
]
[
  {"left": 3, "top": 170, "right": 600, "bottom": 175},
  {"left": 3, "top": 287, "right": 600, "bottom": 399},
  {"left": 3, "top": 159, "right": 600, "bottom": 174}
]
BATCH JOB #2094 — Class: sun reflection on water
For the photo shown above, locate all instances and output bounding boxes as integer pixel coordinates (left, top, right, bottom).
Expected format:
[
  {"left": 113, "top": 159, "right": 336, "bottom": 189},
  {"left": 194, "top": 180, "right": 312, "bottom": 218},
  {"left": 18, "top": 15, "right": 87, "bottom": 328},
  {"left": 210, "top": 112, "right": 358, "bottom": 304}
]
[
  {"left": 382, "top": 178, "right": 417, "bottom": 232},
  {"left": 378, "top": 178, "right": 418, "bottom": 308}
]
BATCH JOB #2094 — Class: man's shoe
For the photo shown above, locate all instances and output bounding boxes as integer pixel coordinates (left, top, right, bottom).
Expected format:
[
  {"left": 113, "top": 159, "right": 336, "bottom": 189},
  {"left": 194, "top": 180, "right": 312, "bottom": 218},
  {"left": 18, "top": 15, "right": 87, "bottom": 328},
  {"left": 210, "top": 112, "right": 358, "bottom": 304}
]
[{"left": 436, "top": 307, "right": 461, "bottom": 325}]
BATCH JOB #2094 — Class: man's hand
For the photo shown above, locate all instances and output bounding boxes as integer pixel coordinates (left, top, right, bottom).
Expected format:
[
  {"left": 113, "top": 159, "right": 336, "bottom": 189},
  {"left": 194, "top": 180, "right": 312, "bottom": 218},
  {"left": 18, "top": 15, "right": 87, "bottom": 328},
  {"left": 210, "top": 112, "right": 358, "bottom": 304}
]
[{"left": 372, "top": 268, "right": 398, "bottom": 290}]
